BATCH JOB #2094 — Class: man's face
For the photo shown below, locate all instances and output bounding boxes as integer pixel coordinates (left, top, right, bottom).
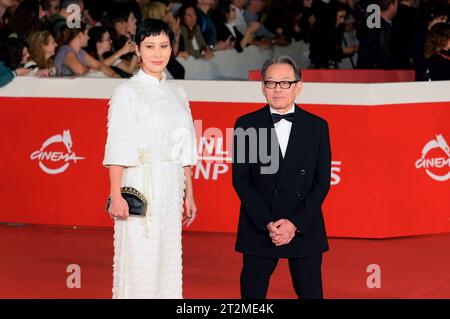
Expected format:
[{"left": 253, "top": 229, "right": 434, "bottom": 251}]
[
  {"left": 261, "top": 63, "right": 302, "bottom": 112},
  {"left": 49, "top": 0, "right": 60, "bottom": 15}
]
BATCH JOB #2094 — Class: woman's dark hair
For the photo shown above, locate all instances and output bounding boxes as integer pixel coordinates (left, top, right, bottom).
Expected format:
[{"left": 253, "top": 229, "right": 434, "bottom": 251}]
[
  {"left": 327, "top": 1, "right": 348, "bottom": 28},
  {"left": 101, "top": 3, "right": 133, "bottom": 52},
  {"left": 0, "top": 37, "right": 29, "bottom": 70},
  {"left": 135, "top": 18, "right": 173, "bottom": 47},
  {"left": 86, "top": 26, "right": 109, "bottom": 59},
  {"left": 56, "top": 22, "right": 87, "bottom": 46},
  {"left": 8, "top": 0, "right": 44, "bottom": 38},
  {"left": 212, "top": 2, "right": 231, "bottom": 26},
  {"left": 101, "top": 4, "right": 132, "bottom": 29}
]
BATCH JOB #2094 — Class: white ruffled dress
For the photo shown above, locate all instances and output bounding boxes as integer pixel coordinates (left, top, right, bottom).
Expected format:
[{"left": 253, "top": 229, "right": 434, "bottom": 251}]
[{"left": 103, "top": 69, "right": 197, "bottom": 298}]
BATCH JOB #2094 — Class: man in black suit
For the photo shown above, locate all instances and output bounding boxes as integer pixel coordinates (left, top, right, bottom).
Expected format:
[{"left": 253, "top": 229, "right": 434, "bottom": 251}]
[
  {"left": 232, "top": 55, "right": 331, "bottom": 299},
  {"left": 357, "top": 0, "right": 398, "bottom": 69}
]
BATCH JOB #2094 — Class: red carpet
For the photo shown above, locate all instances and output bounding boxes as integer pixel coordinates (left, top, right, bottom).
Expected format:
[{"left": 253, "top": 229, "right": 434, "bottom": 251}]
[{"left": 1, "top": 223, "right": 450, "bottom": 299}]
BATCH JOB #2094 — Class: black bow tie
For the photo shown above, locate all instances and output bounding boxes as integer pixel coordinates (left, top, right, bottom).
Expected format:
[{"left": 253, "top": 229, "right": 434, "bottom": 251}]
[{"left": 271, "top": 112, "right": 295, "bottom": 124}]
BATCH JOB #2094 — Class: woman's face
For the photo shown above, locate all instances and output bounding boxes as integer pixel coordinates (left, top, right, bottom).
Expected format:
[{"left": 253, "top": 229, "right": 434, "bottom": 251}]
[
  {"left": 79, "top": 30, "right": 89, "bottom": 47},
  {"left": 21, "top": 46, "right": 30, "bottom": 64},
  {"left": 115, "top": 20, "right": 128, "bottom": 36},
  {"left": 44, "top": 35, "right": 57, "bottom": 58},
  {"left": 136, "top": 32, "right": 171, "bottom": 79},
  {"left": 127, "top": 12, "right": 137, "bottom": 36},
  {"left": 98, "top": 31, "right": 112, "bottom": 53},
  {"left": 184, "top": 7, "right": 197, "bottom": 29}
]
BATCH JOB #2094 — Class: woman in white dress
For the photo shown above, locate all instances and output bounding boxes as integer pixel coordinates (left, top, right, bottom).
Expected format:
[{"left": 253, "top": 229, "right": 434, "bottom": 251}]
[{"left": 103, "top": 19, "right": 198, "bottom": 299}]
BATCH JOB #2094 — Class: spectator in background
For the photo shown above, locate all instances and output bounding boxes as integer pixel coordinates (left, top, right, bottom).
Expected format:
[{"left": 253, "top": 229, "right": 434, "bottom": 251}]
[
  {"left": 340, "top": 0, "right": 360, "bottom": 68},
  {"left": 231, "top": 0, "right": 247, "bottom": 35},
  {"left": 143, "top": 0, "right": 166, "bottom": 20},
  {"left": 393, "top": 0, "right": 420, "bottom": 68},
  {"left": 55, "top": 22, "right": 119, "bottom": 77},
  {"left": 86, "top": 26, "right": 138, "bottom": 77},
  {"left": 264, "top": 0, "right": 291, "bottom": 45},
  {"left": 8, "top": 0, "right": 47, "bottom": 39},
  {"left": 126, "top": 0, "right": 143, "bottom": 28},
  {"left": 127, "top": 6, "right": 138, "bottom": 39},
  {"left": 244, "top": 0, "right": 278, "bottom": 49},
  {"left": 213, "top": 2, "right": 260, "bottom": 53},
  {"left": 51, "top": 0, "right": 85, "bottom": 40},
  {"left": 196, "top": 0, "right": 233, "bottom": 50},
  {"left": 196, "top": 0, "right": 217, "bottom": 47},
  {"left": 412, "top": 5, "right": 448, "bottom": 80},
  {"left": 25, "top": 30, "right": 57, "bottom": 76},
  {"left": 0, "top": 0, "right": 14, "bottom": 36},
  {"left": 424, "top": 22, "right": 450, "bottom": 80},
  {"left": 309, "top": 1, "right": 357, "bottom": 68},
  {"left": 164, "top": 0, "right": 183, "bottom": 57},
  {"left": 142, "top": 0, "right": 186, "bottom": 79},
  {"left": 297, "top": 0, "right": 317, "bottom": 43},
  {"left": 179, "top": 3, "right": 214, "bottom": 60},
  {"left": 0, "top": 37, "right": 31, "bottom": 70},
  {"left": 357, "top": 0, "right": 398, "bottom": 69},
  {"left": 282, "top": 0, "right": 314, "bottom": 43},
  {"left": 41, "top": 0, "right": 60, "bottom": 21},
  {"left": 101, "top": 3, "right": 138, "bottom": 75},
  {"left": 102, "top": 4, "right": 137, "bottom": 51},
  {"left": 0, "top": 60, "right": 24, "bottom": 87},
  {"left": 0, "top": 36, "right": 31, "bottom": 87},
  {"left": 82, "top": 0, "right": 101, "bottom": 27}
]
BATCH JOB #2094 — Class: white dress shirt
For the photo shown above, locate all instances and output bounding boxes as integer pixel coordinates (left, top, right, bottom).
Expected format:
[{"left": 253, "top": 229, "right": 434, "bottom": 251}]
[
  {"left": 270, "top": 104, "right": 295, "bottom": 158},
  {"left": 225, "top": 22, "right": 237, "bottom": 39}
]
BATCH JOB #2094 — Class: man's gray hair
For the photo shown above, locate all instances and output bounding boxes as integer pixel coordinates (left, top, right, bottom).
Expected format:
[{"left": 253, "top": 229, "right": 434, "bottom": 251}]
[{"left": 261, "top": 55, "right": 301, "bottom": 81}]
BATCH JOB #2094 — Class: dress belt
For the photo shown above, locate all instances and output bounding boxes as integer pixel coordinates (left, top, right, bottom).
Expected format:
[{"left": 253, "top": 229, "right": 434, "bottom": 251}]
[{"left": 137, "top": 149, "right": 177, "bottom": 238}]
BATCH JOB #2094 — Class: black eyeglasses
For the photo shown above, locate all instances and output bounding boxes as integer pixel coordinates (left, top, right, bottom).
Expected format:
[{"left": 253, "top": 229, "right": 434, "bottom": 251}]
[{"left": 264, "top": 80, "right": 299, "bottom": 89}]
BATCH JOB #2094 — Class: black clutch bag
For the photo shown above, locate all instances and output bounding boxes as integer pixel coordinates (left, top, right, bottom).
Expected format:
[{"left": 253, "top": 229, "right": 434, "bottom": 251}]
[{"left": 106, "top": 187, "right": 148, "bottom": 217}]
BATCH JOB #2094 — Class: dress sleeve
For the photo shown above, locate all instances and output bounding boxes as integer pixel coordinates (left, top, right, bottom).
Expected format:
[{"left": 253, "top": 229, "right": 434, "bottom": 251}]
[
  {"left": 103, "top": 84, "right": 140, "bottom": 167},
  {"left": 179, "top": 88, "right": 198, "bottom": 167}
]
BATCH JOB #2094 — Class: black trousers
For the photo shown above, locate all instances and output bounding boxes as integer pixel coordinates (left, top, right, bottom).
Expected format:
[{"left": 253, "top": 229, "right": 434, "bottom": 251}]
[{"left": 240, "top": 253, "right": 323, "bottom": 299}]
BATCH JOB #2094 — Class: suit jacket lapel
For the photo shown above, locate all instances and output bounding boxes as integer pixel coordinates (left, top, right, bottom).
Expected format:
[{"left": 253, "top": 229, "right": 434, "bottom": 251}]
[{"left": 275, "top": 104, "right": 310, "bottom": 190}]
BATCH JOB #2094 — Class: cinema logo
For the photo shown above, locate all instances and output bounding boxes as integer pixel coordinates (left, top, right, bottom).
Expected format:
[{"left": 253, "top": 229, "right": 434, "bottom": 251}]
[
  {"left": 415, "top": 134, "right": 450, "bottom": 182},
  {"left": 30, "top": 130, "right": 85, "bottom": 175}
]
